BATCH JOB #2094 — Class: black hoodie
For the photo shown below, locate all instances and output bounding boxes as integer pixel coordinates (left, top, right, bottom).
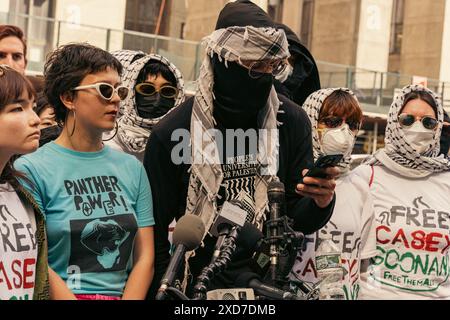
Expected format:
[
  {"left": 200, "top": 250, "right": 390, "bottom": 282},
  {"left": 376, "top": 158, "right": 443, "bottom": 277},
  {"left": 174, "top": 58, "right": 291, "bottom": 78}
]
[
  {"left": 273, "top": 23, "right": 321, "bottom": 106},
  {"left": 144, "top": 0, "right": 334, "bottom": 298}
]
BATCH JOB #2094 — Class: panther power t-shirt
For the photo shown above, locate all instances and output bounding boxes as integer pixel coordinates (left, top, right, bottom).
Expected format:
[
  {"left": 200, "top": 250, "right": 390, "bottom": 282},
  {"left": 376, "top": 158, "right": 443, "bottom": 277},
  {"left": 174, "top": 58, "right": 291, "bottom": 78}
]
[
  {"left": 15, "top": 142, "right": 154, "bottom": 296},
  {"left": 0, "top": 184, "right": 37, "bottom": 300},
  {"left": 355, "top": 165, "right": 450, "bottom": 299}
]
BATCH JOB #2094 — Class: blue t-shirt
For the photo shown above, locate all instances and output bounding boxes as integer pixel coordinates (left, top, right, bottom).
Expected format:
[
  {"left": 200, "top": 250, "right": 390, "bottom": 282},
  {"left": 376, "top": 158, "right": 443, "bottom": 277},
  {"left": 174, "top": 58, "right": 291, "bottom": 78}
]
[{"left": 15, "top": 142, "right": 154, "bottom": 296}]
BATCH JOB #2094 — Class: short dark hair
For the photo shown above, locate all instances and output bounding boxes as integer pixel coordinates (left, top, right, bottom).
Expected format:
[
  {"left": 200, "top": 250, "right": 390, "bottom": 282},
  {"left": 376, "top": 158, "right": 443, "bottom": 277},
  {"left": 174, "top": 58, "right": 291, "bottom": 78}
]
[
  {"left": 401, "top": 90, "right": 438, "bottom": 118},
  {"left": 136, "top": 60, "right": 176, "bottom": 87},
  {"left": 319, "top": 90, "right": 363, "bottom": 125},
  {"left": 0, "top": 65, "right": 35, "bottom": 189},
  {"left": 44, "top": 43, "right": 123, "bottom": 124},
  {"left": 0, "top": 25, "right": 27, "bottom": 64}
]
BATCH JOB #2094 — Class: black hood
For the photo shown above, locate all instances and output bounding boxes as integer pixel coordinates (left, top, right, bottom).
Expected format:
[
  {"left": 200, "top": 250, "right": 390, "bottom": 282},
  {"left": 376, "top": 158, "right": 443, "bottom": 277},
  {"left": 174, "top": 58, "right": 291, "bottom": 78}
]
[
  {"left": 215, "top": 0, "right": 275, "bottom": 29},
  {"left": 273, "top": 23, "right": 321, "bottom": 106}
]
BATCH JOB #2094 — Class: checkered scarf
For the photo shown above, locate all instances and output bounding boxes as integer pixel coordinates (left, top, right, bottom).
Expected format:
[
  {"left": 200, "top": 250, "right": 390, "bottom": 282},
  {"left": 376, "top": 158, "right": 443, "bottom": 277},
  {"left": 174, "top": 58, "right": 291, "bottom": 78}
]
[
  {"left": 365, "top": 84, "right": 450, "bottom": 177},
  {"left": 302, "top": 88, "right": 358, "bottom": 173},
  {"left": 109, "top": 50, "right": 185, "bottom": 153},
  {"left": 185, "top": 26, "right": 289, "bottom": 237}
]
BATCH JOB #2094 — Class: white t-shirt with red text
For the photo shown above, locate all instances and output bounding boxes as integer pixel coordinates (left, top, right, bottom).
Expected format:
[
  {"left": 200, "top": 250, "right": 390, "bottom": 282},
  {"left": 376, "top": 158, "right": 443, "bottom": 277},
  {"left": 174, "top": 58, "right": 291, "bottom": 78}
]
[
  {"left": 0, "top": 183, "right": 37, "bottom": 300},
  {"left": 354, "top": 165, "right": 450, "bottom": 299},
  {"left": 290, "top": 171, "right": 377, "bottom": 300}
]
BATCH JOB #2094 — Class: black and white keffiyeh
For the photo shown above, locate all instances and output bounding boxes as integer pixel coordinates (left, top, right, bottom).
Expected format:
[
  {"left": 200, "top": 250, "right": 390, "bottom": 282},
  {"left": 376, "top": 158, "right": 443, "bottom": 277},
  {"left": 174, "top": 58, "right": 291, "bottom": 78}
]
[
  {"left": 108, "top": 50, "right": 185, "bottom": 154},
  {"left": 185, "top": 26, "right": 289, "bottom": 237},
  {"left": 302, "top": 88, "right": 359, "bottom": 173},
  {"left": 365, "top": 84, "right": 450, "bottom": 177}
]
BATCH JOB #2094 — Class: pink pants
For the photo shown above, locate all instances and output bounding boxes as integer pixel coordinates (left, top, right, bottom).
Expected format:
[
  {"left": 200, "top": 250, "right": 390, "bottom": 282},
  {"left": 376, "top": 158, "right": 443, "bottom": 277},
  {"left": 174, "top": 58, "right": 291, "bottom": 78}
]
[{"left": 75, "top": 294, "right": 121, "bottom": 300}]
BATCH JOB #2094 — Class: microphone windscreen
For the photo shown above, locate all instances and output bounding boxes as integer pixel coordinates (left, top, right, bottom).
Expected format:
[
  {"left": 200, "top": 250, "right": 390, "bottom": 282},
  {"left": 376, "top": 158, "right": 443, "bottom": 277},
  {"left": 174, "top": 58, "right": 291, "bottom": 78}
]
[
  {"left": 172, "top": 214, "right": 205, "bottom": 250},
  {"left": 235, "top": 272, "right": 260, "bottom": 288},
  {"left": 236, "top": 222, "right": 264, "bottom": 253}
]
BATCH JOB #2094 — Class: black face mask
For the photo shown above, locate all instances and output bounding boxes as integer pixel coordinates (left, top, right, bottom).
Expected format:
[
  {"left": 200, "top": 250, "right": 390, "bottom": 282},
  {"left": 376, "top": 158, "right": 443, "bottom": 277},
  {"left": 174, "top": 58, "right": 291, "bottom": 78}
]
[
  {"left": 135, "top": 92, "right": 175, "bottom": 119},
  {"left": 39, "top": 125, "right": 62, "bottom": 147},
  {"left": 212, "top": 55, "right": 273, "bottom": 129}
]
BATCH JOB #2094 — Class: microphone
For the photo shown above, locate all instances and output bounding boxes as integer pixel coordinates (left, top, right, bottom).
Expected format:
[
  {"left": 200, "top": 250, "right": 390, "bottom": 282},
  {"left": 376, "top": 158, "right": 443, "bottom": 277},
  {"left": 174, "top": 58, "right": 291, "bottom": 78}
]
[
  {"left": 156, "top": 214, "right": 205, "bottom": 300},
  {"left": 210, "top": 200, "right": 248, "bottom": 262},
  {"left": 235, "top": 272, "right": 302, "bottom": 300},
  {"left": 266, "top": 179, "right": 285, "bottom": 281}
]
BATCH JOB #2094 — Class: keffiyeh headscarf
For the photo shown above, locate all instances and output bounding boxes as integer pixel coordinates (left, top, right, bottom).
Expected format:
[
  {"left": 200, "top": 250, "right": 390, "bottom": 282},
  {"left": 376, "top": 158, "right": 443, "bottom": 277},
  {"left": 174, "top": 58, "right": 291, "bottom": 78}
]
[
  {"left": 302, "top": 88, "right": 359, "bottom": 174},
  {"left": 185, "top": 26, "right": 289, "bottom": 238},
  {"left": 365, "top": 84, "right": 450, "bottom": 177},
  {"left": 109, "top": 50, "right": 185, "bottom": 153}
]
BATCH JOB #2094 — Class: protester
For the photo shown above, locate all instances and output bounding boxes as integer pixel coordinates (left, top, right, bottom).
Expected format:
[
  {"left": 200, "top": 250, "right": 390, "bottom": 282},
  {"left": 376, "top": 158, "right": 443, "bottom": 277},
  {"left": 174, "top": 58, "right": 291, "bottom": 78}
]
[
  {"left": 104, "top": 50, "right": 185, "bottom": 161},
  {"left": 439, "top": 110, "right": 450, "bottom": 156},
  {"left": 144, "top": 0, "right": 338, "bottom": 298},
  {"left": 355, "top": 85, "right": 450, "bottom": 299},
  {"left": 15, "top": 43, "right": 155, "bottom": 300},
  {"left": 273, "top": 23, "right": 321, "bottom": 106},
  {"left": 0, "top": 25, "right": 27, "bottom": 75},
  {"left": 34, "top": 93, "right": 61, "bottom": 147},
  {"left": 0, "top": 64, "right": 49, "bottom": 300},
  {"left": 290, "top": 88, "right": 376, "bottom": 299}
]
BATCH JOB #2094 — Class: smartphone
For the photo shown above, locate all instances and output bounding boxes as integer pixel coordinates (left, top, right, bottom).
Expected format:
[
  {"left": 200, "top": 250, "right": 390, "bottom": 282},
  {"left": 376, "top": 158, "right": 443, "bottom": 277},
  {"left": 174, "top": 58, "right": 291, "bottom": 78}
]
[{"left": 304, "top": 154, "right": 343, "bottom": 179}]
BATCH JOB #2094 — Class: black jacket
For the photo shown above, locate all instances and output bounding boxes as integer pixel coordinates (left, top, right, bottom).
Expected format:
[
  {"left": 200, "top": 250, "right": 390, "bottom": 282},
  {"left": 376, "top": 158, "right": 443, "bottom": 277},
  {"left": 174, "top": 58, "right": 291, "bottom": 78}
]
[{"left": 143, "top": 94, "right": 335, "bottom": 298}]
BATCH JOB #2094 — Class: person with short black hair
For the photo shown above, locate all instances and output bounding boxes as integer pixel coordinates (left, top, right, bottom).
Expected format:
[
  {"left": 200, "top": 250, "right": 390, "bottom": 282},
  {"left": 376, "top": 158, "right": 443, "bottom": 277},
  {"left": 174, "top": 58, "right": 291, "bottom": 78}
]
[
  {"left": 15, "top": 43, "right": 155, "bottom": 300},
  {"left": 104, "top": 50, "right": 185, "bottom": 161}
]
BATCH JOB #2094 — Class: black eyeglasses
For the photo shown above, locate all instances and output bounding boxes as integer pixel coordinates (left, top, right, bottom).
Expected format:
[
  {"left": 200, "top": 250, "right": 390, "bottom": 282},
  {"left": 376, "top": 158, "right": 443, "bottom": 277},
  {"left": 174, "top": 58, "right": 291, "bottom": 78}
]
[
  {"left": 73, "top": 82, "right": 129, "bottom": 101},
  {"left": 319, "top": 116, "right": 361, "bottom": 131},
  {"left": 398, "top": 113, "right": 438, "bottom": 130},
  {"left": 135, "top": 83, "right": 178, "bottom": 98}
]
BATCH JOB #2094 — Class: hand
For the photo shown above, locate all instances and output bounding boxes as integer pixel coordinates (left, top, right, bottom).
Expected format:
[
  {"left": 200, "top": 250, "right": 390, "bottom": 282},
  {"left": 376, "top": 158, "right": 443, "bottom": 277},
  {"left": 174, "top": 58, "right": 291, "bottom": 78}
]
[{"left": 295, "top": 167, "right": 339, "bottom": 208}]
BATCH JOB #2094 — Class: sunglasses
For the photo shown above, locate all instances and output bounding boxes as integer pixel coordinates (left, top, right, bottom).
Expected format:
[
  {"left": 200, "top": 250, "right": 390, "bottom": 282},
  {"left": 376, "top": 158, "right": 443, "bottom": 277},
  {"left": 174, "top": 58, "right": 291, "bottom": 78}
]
[
  {"left": 73, "top": 82, "right": 129, "bottom": 101},
  {"left": 319, "top": 116, "right": 361, "bottom": 131},
  {"left": 135, "top": 83, "right": 178, "bottom": 98},
  {"left": 398, "top": 113, "right": 438, "bottom": 130}
]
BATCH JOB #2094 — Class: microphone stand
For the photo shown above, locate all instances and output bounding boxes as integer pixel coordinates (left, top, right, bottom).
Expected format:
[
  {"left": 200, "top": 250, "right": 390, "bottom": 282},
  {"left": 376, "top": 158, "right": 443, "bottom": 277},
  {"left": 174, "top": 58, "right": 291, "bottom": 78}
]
[{"left": 192, "top": 227, "right": 240, "bottom": 300}]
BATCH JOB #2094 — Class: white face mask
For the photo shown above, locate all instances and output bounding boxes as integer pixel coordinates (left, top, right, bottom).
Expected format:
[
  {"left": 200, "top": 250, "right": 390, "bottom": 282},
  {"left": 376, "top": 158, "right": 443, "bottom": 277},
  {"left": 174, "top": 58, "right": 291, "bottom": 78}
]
[
  {"left": 402, "top": 121, "right": 435, "bottom": 154},
  {"left": 275, "top": 64, "right": 293, "bottom": 83},
  {"left": 320, "top": 123, "right": 356, "bottom": 157}
]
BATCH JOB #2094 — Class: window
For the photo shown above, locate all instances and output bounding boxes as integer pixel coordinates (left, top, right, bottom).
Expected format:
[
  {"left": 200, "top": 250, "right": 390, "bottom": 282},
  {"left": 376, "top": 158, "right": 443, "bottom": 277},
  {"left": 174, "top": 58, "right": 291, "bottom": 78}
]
[
  {"left": 389, "top": 0, "right": 404, "bottom": 54},
  {"left": 300, "top": 0, "right": 314, "bottom": 49},
  {"left": 123, "top": 0, "right": 171, "bottom": 53}
]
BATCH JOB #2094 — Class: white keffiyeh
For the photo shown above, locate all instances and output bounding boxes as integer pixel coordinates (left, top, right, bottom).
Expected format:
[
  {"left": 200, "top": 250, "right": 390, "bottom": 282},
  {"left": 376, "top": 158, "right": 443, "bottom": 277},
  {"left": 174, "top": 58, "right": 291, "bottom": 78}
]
[
  {"left": 365, "top": 84, "right": 450, "bottom": 177},
  {"left": 302, "top": 88, "right": 359, "bottom": 174},
  {"left": 106, "top": 50, "right": 185, "bottom": 154},
  {"left": 185, "top": 26, "right": 290, "bottom": 239}
]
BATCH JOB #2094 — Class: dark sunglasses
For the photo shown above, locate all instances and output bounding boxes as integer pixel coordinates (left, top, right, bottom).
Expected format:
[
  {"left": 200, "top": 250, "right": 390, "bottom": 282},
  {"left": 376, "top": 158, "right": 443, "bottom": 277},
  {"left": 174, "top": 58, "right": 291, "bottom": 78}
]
[
  {"left": 73, "top": 82, "right": 129, "bottom": 101},
  {"left": 135, "top": 83, "right": 178, "bottom": 98},
  {"left": 319, "top": 116, "right": 361, "bottom": 131},
  {"left": 398, "top": 113, "right": 438, "bottom": 130}
]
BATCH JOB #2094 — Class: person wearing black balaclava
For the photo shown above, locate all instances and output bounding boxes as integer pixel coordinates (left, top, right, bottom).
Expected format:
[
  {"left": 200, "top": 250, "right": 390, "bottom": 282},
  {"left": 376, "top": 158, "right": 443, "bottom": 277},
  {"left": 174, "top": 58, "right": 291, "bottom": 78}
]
[
  {"left": 104, "top": 50, "right": 185, "bottom": 162},
  {"left": 440, "top": 110, "right": 450, "bottom": 156},
  {"left": 34, "top": 92, "right": 62, "bottom": 147},
  {"left": 144, "top": 0, "right": 338, "bottom": 299},
  {"left": 273, "top": 23, "right": 321, "bottom": 106}
]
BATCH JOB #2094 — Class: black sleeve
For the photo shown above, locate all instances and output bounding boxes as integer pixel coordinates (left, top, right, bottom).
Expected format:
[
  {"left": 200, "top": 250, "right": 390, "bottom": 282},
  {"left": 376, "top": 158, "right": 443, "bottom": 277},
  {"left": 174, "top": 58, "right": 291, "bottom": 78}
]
[
  {"left": 143, "top": 132, "right": 179, "bottom": 299},
  {"left": 284, "top": 107, "right": 335, "bottom": 235}
]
